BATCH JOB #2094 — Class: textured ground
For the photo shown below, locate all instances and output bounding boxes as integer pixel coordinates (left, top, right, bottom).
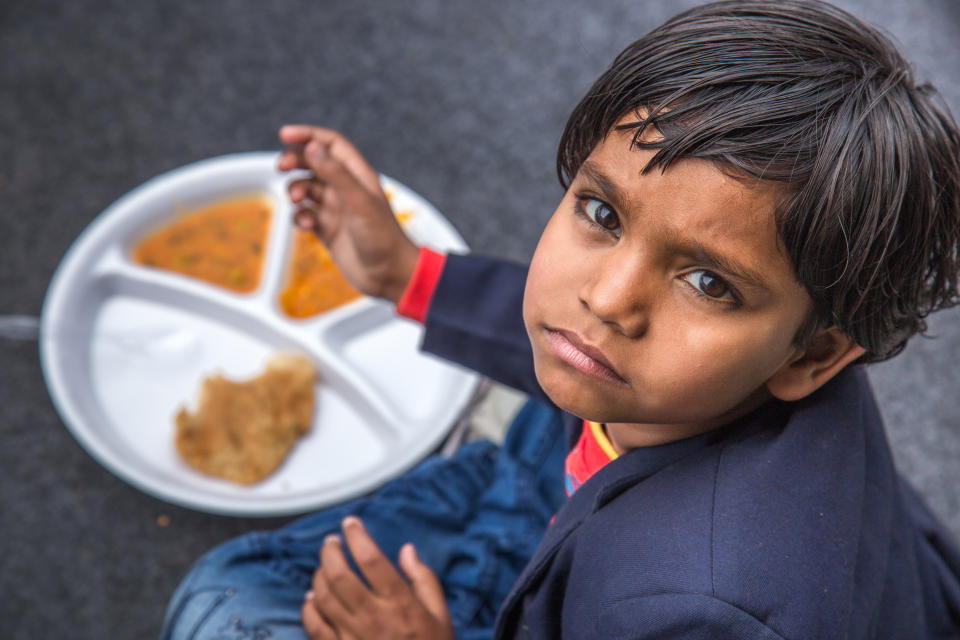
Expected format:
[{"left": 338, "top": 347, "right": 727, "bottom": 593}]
[{"left": 1, "top": 1, "right": 958, "bottom": 637}]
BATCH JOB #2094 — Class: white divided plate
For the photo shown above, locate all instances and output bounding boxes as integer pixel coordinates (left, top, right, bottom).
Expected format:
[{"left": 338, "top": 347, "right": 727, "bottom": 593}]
[{"left": 40, "top": 152, "right": 480, "bottom": 516}]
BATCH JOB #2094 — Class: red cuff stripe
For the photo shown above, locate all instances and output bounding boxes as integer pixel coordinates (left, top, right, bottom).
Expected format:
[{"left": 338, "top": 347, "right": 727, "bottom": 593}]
[{"left": 396, "top": 247, "right": 447, "bottom": 323}]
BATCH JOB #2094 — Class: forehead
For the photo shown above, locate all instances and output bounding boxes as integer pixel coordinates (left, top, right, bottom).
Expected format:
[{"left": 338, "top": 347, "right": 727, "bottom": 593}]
[{"left": 583, "top": 123, "right": 793, "bottom": 279}]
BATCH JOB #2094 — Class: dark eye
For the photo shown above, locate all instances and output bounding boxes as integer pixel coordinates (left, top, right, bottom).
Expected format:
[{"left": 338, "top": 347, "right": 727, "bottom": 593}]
[
  {"left": 583, "top": 198, "right": 620, "bottom": 231},
  {"left": 682, "top": 269, "right": 733, "bottom": 301}
]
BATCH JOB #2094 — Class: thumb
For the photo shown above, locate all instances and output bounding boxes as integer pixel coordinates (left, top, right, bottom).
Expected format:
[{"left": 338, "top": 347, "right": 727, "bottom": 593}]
[{"left": 399, "top": 543, "right": 450, "bottom": 623}]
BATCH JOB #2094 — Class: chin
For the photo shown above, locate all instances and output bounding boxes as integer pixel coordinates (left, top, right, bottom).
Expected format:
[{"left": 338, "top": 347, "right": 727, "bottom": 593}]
[{"left": 534, "top": 362, "right": 624, "bottom": 422}]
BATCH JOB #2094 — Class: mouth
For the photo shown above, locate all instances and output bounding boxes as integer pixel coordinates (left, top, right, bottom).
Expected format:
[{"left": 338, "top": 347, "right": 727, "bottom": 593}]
[{"left": 543, "top": 328, "right": 627, "bottom": 385}]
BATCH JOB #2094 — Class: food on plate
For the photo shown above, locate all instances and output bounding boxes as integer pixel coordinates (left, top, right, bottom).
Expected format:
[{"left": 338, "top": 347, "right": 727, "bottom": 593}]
[
  {"left": 278, "top": 229, "right": 363, "bottom": 318},
  {"left": 174, "top": 353, "right": 317, "bottom": 484},
  {"left": 133, "top": 194, "right": 272, "bottom": 292},
  {"left": 385, "top": 189, "right": 415, "bottom": 225},
  {"left": 278, "top": 193, "right": 415, "bottom": 319}
]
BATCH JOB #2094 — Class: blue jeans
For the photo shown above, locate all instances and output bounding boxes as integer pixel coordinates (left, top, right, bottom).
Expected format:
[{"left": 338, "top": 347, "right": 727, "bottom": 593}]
[{"left": 161, "top": 399, "right": 567, "bottom": 640}]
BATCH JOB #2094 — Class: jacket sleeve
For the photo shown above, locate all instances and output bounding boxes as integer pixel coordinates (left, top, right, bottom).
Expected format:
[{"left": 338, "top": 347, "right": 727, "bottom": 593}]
[
  {"left": 418, "top": 252, "right": 550, "bottom": 402},
  {"left": 594, "top": 593, "right": 789, "bottom": 640}
]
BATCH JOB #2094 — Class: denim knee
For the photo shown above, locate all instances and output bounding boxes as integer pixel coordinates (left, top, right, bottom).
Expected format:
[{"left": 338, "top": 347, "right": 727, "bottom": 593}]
[
  {"left": 161, "top": 532, "right": 309, "bottom": 640},
  {"left": 159, "top": 406, "right": 562, "bottom": 640},
  {"left": 161, "top": 440, "right": 502, "bottom": 640}
]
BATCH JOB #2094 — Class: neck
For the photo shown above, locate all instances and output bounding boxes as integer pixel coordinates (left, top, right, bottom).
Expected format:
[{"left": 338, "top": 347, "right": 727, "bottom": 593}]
[
  {"left": 603, "top": 390, "right": 772, "bottom": 453},
  {"left": 603, "top": 421, "right": 714, "bottom": 452}
]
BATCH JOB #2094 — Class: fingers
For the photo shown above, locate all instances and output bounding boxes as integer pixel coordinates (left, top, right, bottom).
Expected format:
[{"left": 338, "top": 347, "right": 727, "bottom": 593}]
[
  {"left": 293, "top": 208, "right": 319, "bottom": 232},
  {"left": 277, "top": 147, "right": 310, "bottom": 172},
  {"left": 307, "top": 538, "right": 368, "bottom": 638},
  {"left": 319, "top": 533, "right": 370, "bottom": 615},
  {"left": 304, "top": 519, "right": 453, "bottom": 640},
  {"left": 301, "top": 594, "right": 338, "bottom": 640},
  {"left": 399, "top": 542, "right": 452, "bottom": 624},
  {"left": 288, "top": 177, "right": 325, "bottom": 204},
  {"left": 302, "top": 141, "right": 365, "bottom": 196},
  {"left": 278, "top": 124, "right": 330, "bottom": 146},
  {"left": 341, "top": 516, "right": 410, "bottom": 598},
  {"left": 288, "top": 169, "right": 344, "bottom": 242},
  {"left": 310, "top": 565, "right": 354, "bottom": 629},
  {"left": 287, "top": 177, "right": 327, "bottom": 235},
  {"left": 283, "top": 142, "right": 367, "bottom": 232},
  {"left": 278, "top": 125, "right": 383, "bottom": 194}
]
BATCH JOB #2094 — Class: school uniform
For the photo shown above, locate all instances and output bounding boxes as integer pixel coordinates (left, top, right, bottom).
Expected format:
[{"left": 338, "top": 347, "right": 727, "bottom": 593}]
[
  {"left": 423, "top": 251, "right": 960, "bottom": 639},
  {"left": 162, "top": 251, "right": 960, "bottom": 640}
]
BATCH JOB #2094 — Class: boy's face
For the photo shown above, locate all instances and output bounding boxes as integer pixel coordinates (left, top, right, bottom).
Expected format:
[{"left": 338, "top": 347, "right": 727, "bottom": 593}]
[{"left": 523, "top": 118, "right": 814, "bottom": 441}]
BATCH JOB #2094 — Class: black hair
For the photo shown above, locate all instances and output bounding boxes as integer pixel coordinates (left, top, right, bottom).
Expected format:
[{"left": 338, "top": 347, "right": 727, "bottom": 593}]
[{"left": 557, "top": 0, "right": 960, "bottom": 362}]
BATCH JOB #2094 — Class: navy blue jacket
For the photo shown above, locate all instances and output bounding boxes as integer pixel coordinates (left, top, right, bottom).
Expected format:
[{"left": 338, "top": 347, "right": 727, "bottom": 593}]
[{"left": 422, "top": 253, "right": 960, "bottom": 639}]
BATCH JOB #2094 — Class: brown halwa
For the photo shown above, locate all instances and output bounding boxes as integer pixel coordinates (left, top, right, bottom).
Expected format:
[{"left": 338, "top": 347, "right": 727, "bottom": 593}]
[
  {"left": 133, "top": 194, "right": 272, "bottom": 292},
  {"left": 175, "top": 353, "right": 317, "bottom": 484}
]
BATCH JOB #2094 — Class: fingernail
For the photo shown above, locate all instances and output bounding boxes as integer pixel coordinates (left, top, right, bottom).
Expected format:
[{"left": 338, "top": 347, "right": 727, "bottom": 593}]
[
  {"left": 342, "top": 515, "right": 361, "bottom": 530},
  {"left": 293, "top": 210, "right": 316, "bottom": 230},
  {"left": 324, "top": 533, "right": 340, "bottom": 546},
  {"left": 304, "top": 590, "right": 314, "bottom": 601}
]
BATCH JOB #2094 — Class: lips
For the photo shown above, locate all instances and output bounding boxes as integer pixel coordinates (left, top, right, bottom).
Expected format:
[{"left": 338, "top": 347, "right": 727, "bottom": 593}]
[{"left": 543, "top": 328, "right": 627, "bottom": 384}]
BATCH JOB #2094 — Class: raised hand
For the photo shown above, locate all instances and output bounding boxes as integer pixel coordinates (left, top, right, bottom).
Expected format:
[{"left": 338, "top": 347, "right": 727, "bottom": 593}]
[
  {"left": 278, "top": 125, "right": 420, "bottom": 303},
  {"left": 301, "top": 516, "right": 455, "bottom": 640}
]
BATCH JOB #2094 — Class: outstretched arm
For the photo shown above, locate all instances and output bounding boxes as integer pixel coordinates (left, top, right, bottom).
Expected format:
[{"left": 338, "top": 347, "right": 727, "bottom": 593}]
[{"left": 278, "top": 125, "right": 547, "bottom": 400}]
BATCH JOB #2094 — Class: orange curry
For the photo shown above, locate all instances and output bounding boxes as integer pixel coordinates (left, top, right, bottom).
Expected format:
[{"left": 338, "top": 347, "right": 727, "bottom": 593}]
[
  {"left": 278, "top": 230, "right": 362, "bottom": 318},
  {"left": 133, "top": 190, "right": 413, "bottom": 317},
  {"left": 133, "top": 194, "right": 272, "bottom": 293}
]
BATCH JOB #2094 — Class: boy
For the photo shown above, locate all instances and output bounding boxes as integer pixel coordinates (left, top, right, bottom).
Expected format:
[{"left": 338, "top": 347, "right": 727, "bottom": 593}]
[{"left": 162, "top": 1, "right": 960, "bottom": 638}]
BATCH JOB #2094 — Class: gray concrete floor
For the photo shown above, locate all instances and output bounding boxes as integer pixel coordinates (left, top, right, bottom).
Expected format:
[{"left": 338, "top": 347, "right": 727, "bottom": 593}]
[{"left": 2, "top": 1, "right": 958, "bottom": 637}]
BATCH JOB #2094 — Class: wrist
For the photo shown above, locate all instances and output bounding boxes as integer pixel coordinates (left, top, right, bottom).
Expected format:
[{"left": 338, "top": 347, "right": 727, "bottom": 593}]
[{"left": 381, "top": 240, "right": 422, "bottom": 304}]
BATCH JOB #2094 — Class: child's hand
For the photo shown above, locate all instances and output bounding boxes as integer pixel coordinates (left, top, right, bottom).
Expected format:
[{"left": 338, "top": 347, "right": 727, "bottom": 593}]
[
  {"left": 278, "top": 125, "right": 420, "bottom": 304},
  {"left": 301, "top": 516, "right": 455, "bottom": 640}
]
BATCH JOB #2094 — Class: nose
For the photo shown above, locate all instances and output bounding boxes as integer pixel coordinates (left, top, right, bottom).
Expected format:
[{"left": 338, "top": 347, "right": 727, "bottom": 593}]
[{"left": 578, "top": 249, "right": 651, "bottom": 338}]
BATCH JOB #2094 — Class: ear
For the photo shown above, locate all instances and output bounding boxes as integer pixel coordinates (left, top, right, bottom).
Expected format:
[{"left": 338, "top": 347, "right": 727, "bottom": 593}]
[{"left": 765, "top": 327, "right": 866, "bottom": 402}]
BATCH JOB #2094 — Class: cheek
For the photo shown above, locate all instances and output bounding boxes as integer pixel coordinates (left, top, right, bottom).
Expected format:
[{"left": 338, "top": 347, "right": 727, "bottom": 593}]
[
  {"left": 523, "top": 218, "right": 571, "bottom": 318},
  {"left": 659, "top": 321, "right": 796, "bottom": 395},
  {"left": 522, "top": 249, "right": 546, "bottom": 325}
]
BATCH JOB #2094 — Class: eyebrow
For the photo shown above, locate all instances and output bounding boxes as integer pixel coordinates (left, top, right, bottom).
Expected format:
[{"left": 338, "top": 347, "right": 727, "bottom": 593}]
[
  {"left": 575, "top": 160, "right": 770, "bottom": 292},
  {"left": 578, "top": 160, "right": 630, "bottom": 214},
  {"left": 686, "top": 241, "right": 769, "bottom": 291}
]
